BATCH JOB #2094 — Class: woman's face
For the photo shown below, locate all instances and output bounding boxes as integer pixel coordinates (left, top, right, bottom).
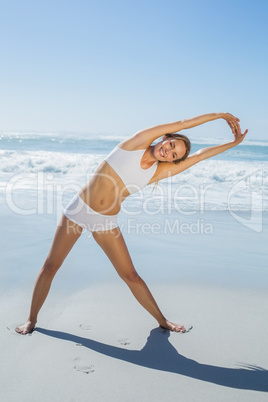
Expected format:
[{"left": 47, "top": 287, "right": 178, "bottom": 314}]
[{"left": 154, "top": 137, "right": 186, "bottom": 162}]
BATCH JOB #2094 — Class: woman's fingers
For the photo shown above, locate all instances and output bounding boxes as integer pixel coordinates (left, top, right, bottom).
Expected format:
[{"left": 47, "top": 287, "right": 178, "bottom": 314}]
[
  {"left": 227, "top": 121, "right": 233, "bottom": 130},
  {"left": 225, "top": 115, "right": 246, "bottom": 142},
  {"left": 234, "top": 120, "right": 241, "bottom": 134},
  {"left": 224, "top": 112, "right": 240, "bottom": 122},
  {"left": 234, "top": 128, "right": 248, "bottom": 144},
  {"left": 226, "top": 113, "right": 248, "bottom": 143},
  {"left": 228, "top": 119, "right": 242, "bottom": 135},
  {"left": 228, "top": 120, "right": 236, "bottom": 133}
]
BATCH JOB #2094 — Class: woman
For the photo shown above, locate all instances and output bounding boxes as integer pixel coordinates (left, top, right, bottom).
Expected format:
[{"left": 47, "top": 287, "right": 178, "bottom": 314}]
[{"left": 15, "top": 112, "right": 248, "bottom": 335}]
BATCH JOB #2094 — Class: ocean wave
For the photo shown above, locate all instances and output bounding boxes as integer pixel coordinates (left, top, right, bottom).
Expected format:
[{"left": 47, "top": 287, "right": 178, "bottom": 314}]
[
  {"left": 1, "top": 150, "right": 267, "bottom": 186},
  {"left": 0, "top": 150, "right": 102, "bottom": 175},
  {"left": 168, "top": 159, "right": 268, "bottom": 186},
  {"left": 1, "top": 150, "right": 267, "bottom": 213},
  {"left": 0, "top": 131, "right": 127, "bottom": 142},
  {"left": 189, "top": 137, "right": 268, "bottom": 147},
  {"left": 0, "top": 133, "right": 268, "bottom": 167},
  {"left": 1, "top": 131, "right": 268, "bottom": 146}
]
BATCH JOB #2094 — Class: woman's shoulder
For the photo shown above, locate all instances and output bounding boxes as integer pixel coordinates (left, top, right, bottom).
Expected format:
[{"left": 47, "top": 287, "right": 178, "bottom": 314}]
[{"left": 117, "top": 135, "right": 151, "bottom": 151}]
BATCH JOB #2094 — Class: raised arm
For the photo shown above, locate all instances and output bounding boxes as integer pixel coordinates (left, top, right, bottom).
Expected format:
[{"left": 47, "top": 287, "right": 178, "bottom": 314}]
[
  {"left": 128, "top": 112, "right": 240, "bottom": 148},
  {"left": 180, "top": 112, "right": 240, "bottom": 131},
  {"left": 152, "top": 116, "right": 248, "bottom": 182}
]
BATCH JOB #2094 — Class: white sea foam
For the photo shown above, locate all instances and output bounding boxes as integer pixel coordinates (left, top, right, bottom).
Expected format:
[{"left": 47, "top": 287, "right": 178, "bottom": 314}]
[
  {"left": 1, "top": 150, "right": 267, "bottom": 185},
  {"left": 1, "top": 150, "right": 267, "bottom": 212},
  {"left": 0, "top": 150, "right": 102, "bottom": 175},
  {"left": 1, "top": 132, "right": 267, "bottom": 212}
]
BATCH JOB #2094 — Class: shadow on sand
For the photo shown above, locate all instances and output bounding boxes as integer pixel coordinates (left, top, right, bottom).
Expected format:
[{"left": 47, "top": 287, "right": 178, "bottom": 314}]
[{"left": 36, "top": 327, "right": 267, "bottom": 392}]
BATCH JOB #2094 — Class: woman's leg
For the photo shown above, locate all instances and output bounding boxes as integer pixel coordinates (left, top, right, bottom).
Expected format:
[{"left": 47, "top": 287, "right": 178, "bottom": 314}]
[
  {"left": 92, "top": 227, "right": 186, "bottom": 332},
  {"left": 15, "top": 215, "right": 83, "bottom": 334}
]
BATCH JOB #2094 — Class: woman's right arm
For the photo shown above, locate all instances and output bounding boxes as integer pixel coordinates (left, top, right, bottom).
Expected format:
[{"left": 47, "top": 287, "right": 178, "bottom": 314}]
[
  {"left": 179, "top": 112, "right": 240, "bottom": 131},
  {"left": 152, "top": 117, "right": 248, "bottom": 182},
  {"left": 129, "top": 113, "right": 240, "bottom": 147}
]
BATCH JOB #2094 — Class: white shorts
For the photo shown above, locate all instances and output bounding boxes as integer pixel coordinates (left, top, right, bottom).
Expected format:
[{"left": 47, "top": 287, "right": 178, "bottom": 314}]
[{"left": 63, "top": 193, "right": 118, "bottom": 232}]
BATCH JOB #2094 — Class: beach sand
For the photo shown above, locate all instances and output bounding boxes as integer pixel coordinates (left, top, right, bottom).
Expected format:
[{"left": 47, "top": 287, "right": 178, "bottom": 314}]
[{"left": 1, "top": 205, "right": 268, "bottom": 401}]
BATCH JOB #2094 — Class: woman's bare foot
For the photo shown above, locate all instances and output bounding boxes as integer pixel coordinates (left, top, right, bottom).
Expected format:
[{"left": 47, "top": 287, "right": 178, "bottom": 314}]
[
  {"left": 15, "top": 320, "right": 36, "bottom": 335},
  {"left": 160, "top": 319, "right": 186, "bottom": 333}
]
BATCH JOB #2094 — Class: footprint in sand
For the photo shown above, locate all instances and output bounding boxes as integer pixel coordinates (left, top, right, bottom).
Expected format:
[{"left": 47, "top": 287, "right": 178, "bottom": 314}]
[
  {"left": 74, "top": 357, "right": 95, "bottom": 374},
  {"left": 118, "top": 338, "right": 131, "bottom": 346},
  {"left": 79, "top": 324, "right": 91, "bottom": 331}
]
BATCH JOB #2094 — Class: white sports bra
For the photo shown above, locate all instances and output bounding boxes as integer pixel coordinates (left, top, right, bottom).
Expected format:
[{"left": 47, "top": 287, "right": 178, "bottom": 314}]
[{"left": 104, "top": 145, "right": 158, "bottom": 194}]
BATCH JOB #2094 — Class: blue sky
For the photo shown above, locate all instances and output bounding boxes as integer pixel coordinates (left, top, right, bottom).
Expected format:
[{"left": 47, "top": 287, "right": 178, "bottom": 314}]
[{"left": 0, "top": 0, "right": 267, "bottom": 139}]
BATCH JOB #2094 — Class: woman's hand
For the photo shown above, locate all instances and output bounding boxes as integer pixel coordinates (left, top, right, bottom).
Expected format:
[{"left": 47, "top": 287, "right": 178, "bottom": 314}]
[
  {"left": 233, "top": 124, "right": 248, "bottom": 145},
  {"left": 221, "top": 112, "right": 240, "bottom": 132},
  {"left": 221, "top": 113, "right": 248, "bottom": 144}
]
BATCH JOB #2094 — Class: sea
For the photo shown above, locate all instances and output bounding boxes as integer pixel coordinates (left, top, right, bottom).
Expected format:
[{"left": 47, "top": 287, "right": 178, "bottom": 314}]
[
  {"left": 0, "top": 131, "right": 267, "bottom": 290},
  {"left": 0, "top": 131, "right": 267, "bottom": 216}
]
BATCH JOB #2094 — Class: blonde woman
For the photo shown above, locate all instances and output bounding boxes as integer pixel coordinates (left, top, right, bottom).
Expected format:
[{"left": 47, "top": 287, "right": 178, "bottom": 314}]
[{"left": 16, "top": 112, "right": 247, "bottom": 335}]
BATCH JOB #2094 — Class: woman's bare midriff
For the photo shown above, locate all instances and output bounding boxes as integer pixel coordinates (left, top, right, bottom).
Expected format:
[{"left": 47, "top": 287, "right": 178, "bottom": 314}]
[{"left": 78, "top": 161, "right": 130, "bottom": 215}]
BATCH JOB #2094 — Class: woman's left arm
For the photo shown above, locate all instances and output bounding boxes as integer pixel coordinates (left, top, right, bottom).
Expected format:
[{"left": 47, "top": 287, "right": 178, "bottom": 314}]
[{"left": 153, "top": 118, "right": 248, "bottom": 181}]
